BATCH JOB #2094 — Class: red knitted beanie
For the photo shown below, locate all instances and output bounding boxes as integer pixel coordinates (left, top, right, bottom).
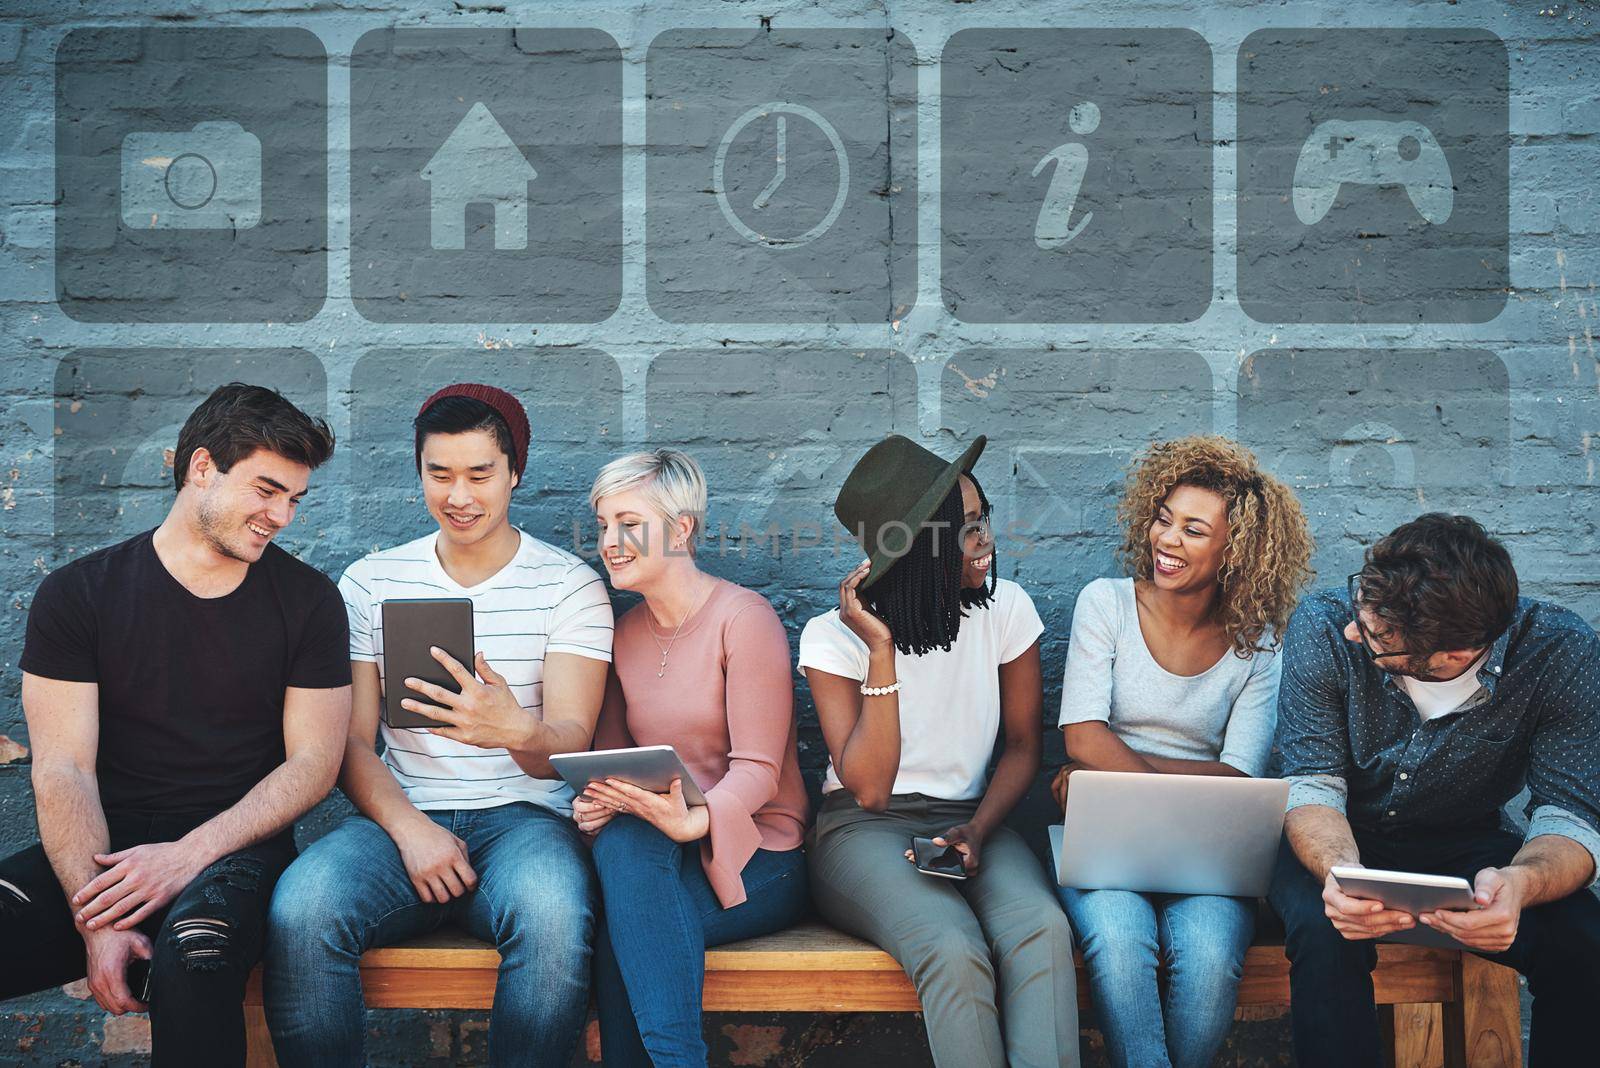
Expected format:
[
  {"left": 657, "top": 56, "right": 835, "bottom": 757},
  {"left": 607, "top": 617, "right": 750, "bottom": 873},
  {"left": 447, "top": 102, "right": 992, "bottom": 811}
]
[{"left": 417, "top": 383, "right": 531, "bottom": 477}]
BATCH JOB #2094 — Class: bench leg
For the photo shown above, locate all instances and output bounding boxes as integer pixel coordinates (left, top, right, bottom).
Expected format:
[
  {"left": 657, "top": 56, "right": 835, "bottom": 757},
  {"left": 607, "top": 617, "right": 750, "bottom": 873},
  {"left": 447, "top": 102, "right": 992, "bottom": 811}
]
[
  {"left": 244, "top": 1003, "right": 280, "bottom": 1068},
  {"left": 1382, "top": 1003, "right": 1445, "bottom": 1068},
  {"left": 1442, "top": 954, "right": 1521, "bottom": 1068}
]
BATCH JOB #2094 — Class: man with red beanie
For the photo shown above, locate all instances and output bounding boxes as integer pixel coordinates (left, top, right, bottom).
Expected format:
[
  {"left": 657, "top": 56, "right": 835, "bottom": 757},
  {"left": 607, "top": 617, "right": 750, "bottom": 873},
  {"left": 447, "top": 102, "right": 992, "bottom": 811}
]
[{"left": 264, "top": 384, "right": 613, "bottom": 1067}]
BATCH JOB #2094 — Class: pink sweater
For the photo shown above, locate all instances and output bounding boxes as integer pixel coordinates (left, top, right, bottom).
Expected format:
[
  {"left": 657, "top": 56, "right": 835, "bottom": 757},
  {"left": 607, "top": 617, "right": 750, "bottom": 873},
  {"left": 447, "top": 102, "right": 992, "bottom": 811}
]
[{"left": 596, "top": 578, "right": 809, "bottom": 908}]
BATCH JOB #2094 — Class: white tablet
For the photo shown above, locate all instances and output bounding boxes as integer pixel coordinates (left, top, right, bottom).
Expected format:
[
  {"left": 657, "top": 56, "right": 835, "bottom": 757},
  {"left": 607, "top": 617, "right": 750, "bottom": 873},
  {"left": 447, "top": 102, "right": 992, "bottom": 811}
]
[
  {"left": 1330, "top": 866, "right": 1480, "bottom": 915},
  {"left": 549, "top": 745, "right": 708, "bottom": 807},
  {"left": 1331, "top": 866, "right": 1481, "bottom": 949}
]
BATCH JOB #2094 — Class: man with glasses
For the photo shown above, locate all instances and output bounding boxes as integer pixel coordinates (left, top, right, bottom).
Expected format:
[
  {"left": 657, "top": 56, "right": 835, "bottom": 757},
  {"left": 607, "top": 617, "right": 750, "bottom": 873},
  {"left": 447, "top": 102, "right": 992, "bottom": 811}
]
[{"left": 1270, "top": 513, "right": 1600, "bottom": 1067}]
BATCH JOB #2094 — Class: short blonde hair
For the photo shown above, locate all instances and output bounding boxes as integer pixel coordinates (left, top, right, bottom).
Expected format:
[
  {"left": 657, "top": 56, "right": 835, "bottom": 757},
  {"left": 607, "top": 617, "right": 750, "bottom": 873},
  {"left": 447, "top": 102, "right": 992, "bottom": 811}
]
[{"left": 589, "top": 449, "right": 709, "bottom": 552}]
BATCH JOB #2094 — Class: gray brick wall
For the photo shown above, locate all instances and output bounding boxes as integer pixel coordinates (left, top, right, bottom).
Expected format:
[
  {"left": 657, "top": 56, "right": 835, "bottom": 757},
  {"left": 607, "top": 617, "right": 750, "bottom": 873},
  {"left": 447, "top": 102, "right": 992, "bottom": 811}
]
[{"left": 2, "top": 0, "right": 1596, "bottom": 1063}]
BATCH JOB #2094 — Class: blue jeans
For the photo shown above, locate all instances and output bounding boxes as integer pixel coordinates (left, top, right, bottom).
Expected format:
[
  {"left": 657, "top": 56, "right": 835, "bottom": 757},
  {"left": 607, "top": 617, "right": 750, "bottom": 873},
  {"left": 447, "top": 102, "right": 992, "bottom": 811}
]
[
  {"left": 1057, "top": 886, "right": 1254, "bottom": 1068},
  {"left": 263, "top": 803, "right": 596, "bottom": 1068},
  {"left": 591, "top": 815, "right": 809, "bottom": 1068}
]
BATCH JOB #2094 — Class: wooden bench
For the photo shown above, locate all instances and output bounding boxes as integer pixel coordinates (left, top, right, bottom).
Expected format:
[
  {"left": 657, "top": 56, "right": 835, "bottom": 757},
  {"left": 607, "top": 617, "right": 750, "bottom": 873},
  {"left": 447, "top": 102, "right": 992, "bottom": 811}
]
[{"left": 241, "top": 921, "right": 1523, "bottom": 1067}]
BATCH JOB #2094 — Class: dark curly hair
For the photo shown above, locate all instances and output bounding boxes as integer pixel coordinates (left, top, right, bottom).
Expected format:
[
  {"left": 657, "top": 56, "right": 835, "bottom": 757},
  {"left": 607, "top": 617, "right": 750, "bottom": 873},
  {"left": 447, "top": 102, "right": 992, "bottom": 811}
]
[
  {"left": 1355, "top": 513, "right": 1517, "bottom": 654},
  {"left": 1117, "top": 435, "right": 1314, "bottom": 658}
]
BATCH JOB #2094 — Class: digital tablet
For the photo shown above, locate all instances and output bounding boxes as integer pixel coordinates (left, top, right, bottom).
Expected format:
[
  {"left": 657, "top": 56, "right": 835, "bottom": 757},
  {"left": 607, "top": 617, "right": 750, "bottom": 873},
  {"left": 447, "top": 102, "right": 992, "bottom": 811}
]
[
  {"left": 549, "top": 746, "right": 708, "bottom": 807},
  {"left": 381, "top": 598, "right": 475, "bottom": 729},
  {"left": 1331, "top": 866, "right": 1481, "bottom": 949}
]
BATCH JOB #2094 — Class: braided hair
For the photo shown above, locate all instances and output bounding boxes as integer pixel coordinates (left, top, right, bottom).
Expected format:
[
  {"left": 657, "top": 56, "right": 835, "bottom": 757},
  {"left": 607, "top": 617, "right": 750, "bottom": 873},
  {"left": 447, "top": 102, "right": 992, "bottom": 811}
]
[{"left": 864, "top": 473, "right": 997, "bottom": 657}]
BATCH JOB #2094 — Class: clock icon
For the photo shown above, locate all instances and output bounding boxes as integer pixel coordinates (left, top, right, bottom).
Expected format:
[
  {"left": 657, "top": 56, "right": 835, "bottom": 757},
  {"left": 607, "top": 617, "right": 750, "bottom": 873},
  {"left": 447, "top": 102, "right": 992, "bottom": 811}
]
[{"left": 713, "top": 102, "right": 849, "bottom": 248}]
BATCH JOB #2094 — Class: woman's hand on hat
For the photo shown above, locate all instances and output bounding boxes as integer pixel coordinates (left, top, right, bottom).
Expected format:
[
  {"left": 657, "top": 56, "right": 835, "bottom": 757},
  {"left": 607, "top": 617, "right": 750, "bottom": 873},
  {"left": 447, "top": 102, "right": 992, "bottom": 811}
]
[{"left": 839, "top": 559, "right": 893, "bottom": 652}]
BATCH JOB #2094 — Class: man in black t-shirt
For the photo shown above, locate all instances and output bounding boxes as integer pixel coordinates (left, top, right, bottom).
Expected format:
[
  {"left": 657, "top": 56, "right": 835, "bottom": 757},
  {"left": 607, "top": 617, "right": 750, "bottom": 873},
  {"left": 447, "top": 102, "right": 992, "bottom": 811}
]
[{"left": 0, "top": 384, "right": 353, "bottom": 1067}]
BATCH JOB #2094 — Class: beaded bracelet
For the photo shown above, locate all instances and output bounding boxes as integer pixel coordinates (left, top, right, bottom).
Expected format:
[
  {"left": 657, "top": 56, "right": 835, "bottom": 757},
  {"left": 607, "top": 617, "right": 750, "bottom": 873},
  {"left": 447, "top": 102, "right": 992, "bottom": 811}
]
[{"left": 859, "top": 680, "right": 901, "bottom": 697}]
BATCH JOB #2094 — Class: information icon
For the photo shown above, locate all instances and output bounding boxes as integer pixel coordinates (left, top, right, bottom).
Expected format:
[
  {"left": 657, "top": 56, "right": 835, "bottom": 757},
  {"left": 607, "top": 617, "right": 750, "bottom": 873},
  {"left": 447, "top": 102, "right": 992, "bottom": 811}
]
[
  {"left": 713, "top": 103, "right": 849, "bottom": 248},
  {"left": 941, "top": 29, "right": 1212, "bottom": 324}
]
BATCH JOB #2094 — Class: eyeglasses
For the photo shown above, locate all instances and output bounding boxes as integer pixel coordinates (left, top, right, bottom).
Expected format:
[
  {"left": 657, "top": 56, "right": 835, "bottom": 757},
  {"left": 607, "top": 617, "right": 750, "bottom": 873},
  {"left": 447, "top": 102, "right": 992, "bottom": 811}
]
[
  {"left": 1346, "top": 573, "right": 1419, "bottom": 665},
  {"left": 961, "top": 514, "right": 993, "bottom": 543}
]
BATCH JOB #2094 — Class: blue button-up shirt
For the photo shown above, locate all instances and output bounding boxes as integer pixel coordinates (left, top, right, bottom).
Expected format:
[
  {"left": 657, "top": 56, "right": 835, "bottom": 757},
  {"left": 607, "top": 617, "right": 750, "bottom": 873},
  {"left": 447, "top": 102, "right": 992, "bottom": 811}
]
[{"left": 1277, "top": 590, "right": 1600, "bottom": 885}]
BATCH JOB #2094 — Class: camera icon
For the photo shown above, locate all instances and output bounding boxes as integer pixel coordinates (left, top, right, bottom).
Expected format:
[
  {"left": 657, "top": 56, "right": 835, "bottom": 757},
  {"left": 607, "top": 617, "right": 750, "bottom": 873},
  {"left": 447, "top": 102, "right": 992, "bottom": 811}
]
[{"left": 120, "top": 121, "right": 262, "bottom": 230}]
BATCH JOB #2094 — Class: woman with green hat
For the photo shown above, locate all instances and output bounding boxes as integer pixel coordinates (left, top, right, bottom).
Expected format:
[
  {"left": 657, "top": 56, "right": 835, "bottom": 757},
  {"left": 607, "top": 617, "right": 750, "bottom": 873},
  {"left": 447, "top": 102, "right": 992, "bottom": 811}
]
[{"left": 799, "top": 434, "right": 1079, "bottom": 1068}]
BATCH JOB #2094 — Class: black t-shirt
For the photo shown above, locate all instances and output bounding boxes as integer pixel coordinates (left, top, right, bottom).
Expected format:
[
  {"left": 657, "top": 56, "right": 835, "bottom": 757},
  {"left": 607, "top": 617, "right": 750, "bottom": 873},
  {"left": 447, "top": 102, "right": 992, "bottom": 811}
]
[{"left": 20, "top": 530, "right": 351, "bottom": 818}]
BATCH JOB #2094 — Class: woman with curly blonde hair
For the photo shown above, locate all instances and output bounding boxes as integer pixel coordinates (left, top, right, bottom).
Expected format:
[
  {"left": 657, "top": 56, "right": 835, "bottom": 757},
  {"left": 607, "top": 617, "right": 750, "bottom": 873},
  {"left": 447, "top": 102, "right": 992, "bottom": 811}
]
[{"left": 1049, "top": 434, "right": 1313, "bottom": 1068}]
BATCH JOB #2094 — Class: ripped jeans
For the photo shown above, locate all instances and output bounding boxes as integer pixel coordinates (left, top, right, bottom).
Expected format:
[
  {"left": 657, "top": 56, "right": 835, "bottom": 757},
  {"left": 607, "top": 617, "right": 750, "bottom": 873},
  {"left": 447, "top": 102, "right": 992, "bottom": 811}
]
[{"left": 0, "top": 811, "right": 294, "bottom": 1068}]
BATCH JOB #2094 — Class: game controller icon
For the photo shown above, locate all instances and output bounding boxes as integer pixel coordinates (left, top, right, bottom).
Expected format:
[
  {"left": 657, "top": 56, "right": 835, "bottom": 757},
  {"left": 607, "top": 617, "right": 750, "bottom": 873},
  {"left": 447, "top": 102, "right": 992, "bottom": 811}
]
[{"left": 1292, "top": 119, "right": 1453, "bottom": 226}]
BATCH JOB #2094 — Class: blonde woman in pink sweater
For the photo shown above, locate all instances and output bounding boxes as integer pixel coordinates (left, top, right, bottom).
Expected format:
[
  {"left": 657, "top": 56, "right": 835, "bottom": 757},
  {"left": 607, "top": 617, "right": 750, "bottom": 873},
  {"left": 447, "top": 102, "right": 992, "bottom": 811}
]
[{"left": 574, "top": 449, "right": 810, "bottom": 1067}]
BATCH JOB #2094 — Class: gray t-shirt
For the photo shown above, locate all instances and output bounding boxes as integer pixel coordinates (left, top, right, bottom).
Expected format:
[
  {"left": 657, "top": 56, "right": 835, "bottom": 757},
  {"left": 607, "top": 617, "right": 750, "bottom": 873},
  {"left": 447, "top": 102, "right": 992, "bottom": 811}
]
[{"left": 1057, "top": 578, "right": 1279, "bottom": 776}]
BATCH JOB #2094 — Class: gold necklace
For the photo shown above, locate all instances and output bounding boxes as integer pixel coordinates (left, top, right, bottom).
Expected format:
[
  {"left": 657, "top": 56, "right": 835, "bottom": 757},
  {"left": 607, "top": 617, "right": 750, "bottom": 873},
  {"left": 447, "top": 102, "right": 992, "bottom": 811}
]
[{"left": 649, "top": 578, "right": 714, "bottom": 678}]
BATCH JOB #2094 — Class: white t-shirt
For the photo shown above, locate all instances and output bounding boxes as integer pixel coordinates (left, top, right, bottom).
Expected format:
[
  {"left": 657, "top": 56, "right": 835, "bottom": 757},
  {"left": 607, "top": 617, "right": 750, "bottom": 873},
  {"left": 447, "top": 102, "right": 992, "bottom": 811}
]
[
  {"left": 1397, "top": 649, "right": 1490, "bottom": 721},
  {"left": 339, "top": 528, "right": 614, "bottom": 814},
  {"left": 797, "top": 578, "right": 1045, "bottom": 802}
]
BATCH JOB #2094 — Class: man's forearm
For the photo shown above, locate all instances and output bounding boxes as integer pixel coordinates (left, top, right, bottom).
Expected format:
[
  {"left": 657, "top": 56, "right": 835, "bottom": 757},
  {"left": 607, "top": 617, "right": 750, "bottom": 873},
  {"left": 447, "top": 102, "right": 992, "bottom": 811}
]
[
  {"left": 509, "top": 715, "right": 595, "bottom": 779},
  {"left": 1285, "top": 804, "right": 1361, "bottom": 883},
  {"left": 34, "top": 765, "right": 111, "bottom": 902},
  {"left": 340, "top": 743, "right": 428, "bottom": 836},
  {"left": 180, "top": 749, "right": 339, "bottom": 865},
  {"left": 1506, "top": 834, "right": 1596, "bottom": 908}
]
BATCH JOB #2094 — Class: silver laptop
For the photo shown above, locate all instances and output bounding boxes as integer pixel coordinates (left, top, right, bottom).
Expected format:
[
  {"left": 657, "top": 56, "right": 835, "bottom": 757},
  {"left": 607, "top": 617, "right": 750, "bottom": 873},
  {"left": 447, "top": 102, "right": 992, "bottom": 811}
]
[{"left": 1049, "top": 770, "right": 1289, "bottom": 897}]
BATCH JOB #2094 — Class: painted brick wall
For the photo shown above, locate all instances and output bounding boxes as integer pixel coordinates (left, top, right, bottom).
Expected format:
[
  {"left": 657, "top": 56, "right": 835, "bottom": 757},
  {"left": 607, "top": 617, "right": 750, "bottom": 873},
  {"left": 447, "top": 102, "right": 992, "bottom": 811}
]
[{"left": 2, "top": 0, "right": 1596, "bottom": 1063}]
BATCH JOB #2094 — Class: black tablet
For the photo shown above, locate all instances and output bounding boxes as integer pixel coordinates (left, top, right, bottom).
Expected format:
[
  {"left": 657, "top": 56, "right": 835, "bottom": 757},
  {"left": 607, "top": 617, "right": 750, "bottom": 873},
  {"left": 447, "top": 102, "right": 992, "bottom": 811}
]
[{"left": 381, "top": 598, "right": 474, "bottom": 729}]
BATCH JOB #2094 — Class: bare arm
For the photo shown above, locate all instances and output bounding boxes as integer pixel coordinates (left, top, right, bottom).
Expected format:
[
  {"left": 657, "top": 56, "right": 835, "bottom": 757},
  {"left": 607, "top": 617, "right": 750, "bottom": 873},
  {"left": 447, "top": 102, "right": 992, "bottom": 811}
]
[
  {"left": 1503, "top": 833, "right": 1597, "bottom": 907},
  {"left": 23, "top": 674, "right": 109, "bottom": 916},
  {"left": 181, "top": 683, "right": 351, "bottom": 859},
  {"left": 75, "top": 682, "right": 351, "bottom": 930},
  {"left": 24, "top": 673, "right": 154, "bottom": 1015},
  {"left": 1064, "top": 721, "right": 1243, "bottom": 777},
  {"left": 805, "top": 560, "right": 902, "bottom": 812},
  {"left": 1422, "top": 833, "right": 1597, "bottom": 954},
  {"left": 507, "top": 651, "right": 607, "bottom": 778},
  {"left": 340, "top": 660, "right": 479, "bottom": 904},
  {"left": 339, "top": 661, "right": 431, "bottom": 832},
  {"left": 964, "top": 642, "right": 1044, "bottom": 846},
  {"left": 1284, "top": 803, "right": 1361, "bottom": 881},
  {"left": 400, "top": 648, "right": 607, "bottom": 779},
  {"left": 807, "top": 646, "right": 901, "bottom": 812}
]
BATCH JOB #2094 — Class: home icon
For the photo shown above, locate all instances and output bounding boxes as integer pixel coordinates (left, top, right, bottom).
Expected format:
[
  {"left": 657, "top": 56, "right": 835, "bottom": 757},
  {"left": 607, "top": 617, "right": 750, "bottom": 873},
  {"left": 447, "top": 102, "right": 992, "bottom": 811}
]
[{"left": 422, "top": 102, "right": 537, "bottom": 251}]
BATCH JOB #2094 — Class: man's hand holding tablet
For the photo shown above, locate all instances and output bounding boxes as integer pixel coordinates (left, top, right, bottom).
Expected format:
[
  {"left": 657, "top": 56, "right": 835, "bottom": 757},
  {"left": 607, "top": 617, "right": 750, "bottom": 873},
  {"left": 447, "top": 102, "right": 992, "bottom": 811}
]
[
  {"left": 1329, "top": 865, "right": 1494, "bottom": 950},
  {"left": 1322, "top": 868, "right": 1421, "bottom": 941},
  {"left": 1417, "top": 867, "right": 1525, "bottom": 954}
]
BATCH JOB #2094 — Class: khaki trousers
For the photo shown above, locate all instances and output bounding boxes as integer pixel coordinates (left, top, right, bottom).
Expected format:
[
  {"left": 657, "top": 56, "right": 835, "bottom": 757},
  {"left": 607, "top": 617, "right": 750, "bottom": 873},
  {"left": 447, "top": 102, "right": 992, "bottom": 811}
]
[{"left": 808, "top": 792, "right": 1081, "bottom": 1068}]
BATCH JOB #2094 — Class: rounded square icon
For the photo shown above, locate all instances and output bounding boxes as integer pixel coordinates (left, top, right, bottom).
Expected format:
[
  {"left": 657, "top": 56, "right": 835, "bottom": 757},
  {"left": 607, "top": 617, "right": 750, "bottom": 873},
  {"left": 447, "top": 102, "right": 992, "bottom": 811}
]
[
  {"left": 646, "top": 29, "right": 918, "bottom": 324},
  {"left": 941, "top": 29, "right": 1213, "bottom": 324},
  {"left": 55, "top": 28, "right": 327, "bottom": 323},
  {"left": 1237, "top": 30, "right": 1509, "bottom": 324},
  {"left": 350, "top": 29, "right": 622, "bottom": 324},
  {"left": 348, "top": 349, "right": 622, "bottom": 552},
  {"left": 52, "top": 349, "right": 330, "bottom": 559}
]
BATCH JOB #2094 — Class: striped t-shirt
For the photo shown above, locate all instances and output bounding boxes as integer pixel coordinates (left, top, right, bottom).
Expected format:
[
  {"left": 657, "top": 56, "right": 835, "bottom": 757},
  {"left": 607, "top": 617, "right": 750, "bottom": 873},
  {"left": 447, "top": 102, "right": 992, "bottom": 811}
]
[{"left": 338, "top": 528, "right": 614, "bottom": 814}]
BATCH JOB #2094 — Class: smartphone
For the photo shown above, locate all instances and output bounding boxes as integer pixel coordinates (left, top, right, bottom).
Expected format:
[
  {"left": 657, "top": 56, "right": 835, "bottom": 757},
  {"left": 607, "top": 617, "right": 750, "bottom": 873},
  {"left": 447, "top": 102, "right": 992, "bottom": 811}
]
[
  {"left": 126, "top": 957, "right": 151, "bottom": 1004},
  {"left": 380, "top": 598, "right": 475, "bottom": 728},
  {"left": 911, "top": 836, "right": 968, "bottom": 880}
]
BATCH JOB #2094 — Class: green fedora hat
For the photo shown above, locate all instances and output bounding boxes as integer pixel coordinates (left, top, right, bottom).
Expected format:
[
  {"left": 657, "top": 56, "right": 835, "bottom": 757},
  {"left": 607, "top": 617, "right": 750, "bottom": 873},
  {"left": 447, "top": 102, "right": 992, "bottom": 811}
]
[{"left": 835, "top": 434, "right": 987, "bottom": 590}]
